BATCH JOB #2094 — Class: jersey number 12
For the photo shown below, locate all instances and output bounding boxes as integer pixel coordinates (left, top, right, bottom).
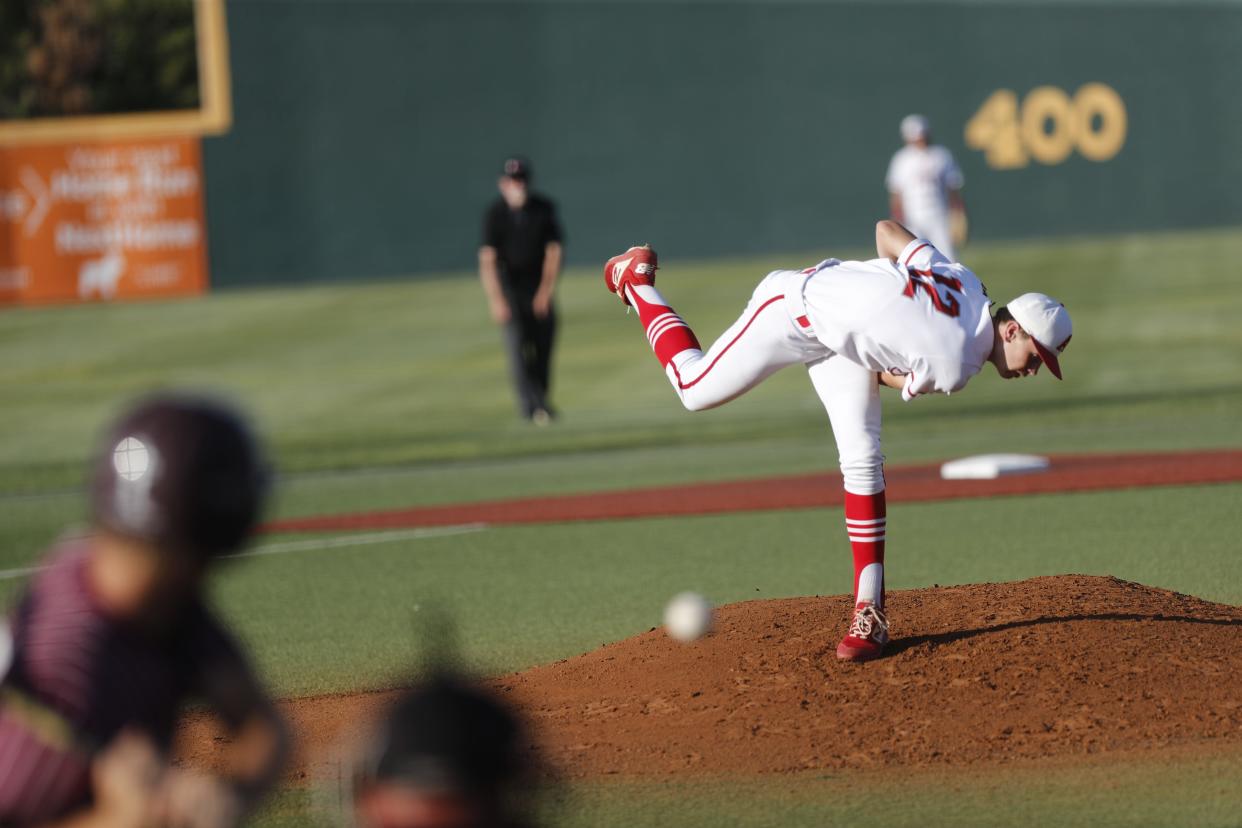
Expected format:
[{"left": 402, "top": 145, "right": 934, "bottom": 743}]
[{"left": 904, "top": 270, "right": 963, "bottom": 318}]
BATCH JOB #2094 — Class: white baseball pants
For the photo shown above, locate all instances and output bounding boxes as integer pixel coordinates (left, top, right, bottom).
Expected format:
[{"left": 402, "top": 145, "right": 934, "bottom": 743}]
[{"left": 637, "top": 269, "right": 885, "bottom": 496}]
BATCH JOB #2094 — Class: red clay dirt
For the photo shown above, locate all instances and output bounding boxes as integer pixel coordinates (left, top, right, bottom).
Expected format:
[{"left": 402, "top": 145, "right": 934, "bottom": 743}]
[
  {"left": 176, "top": 575, "right": 1242, "bottom": 783},
  {"left": 265, "top": 449, "right": 1242, "bottom": 534}
]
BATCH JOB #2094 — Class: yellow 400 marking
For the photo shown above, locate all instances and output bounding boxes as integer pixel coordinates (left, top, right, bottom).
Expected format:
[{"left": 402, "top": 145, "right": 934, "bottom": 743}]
[{"left": 964, "top": 83, "right": 1127, "bottom": 169}]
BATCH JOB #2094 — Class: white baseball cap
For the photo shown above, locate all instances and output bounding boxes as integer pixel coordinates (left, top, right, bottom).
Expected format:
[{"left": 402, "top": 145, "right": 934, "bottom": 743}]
[
  {"left": 1007, "top": 293, "right": 1073, "bottom": 379},
  {"left": 900, "top": 114, "right": 930, "bottom": 142}
]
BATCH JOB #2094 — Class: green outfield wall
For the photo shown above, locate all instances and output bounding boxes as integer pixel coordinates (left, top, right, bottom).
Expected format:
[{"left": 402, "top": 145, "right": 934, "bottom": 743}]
[{"left": 202, "top": 1, "right": 1242, "bottom": 286}]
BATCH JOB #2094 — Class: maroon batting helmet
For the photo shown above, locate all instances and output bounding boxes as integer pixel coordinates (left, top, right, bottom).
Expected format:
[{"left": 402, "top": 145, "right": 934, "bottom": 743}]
[{"left": 90, "top": 394, "right": 269, "bottom": 559}]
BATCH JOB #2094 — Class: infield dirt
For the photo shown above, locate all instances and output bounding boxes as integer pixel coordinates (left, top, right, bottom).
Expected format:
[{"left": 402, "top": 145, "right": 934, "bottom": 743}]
[
  {"left": 265, "top": 450, "right": 1242, "bottom": 533},
  {"left": 177, "top": 574, "right": 1242, "bottom": 782}
]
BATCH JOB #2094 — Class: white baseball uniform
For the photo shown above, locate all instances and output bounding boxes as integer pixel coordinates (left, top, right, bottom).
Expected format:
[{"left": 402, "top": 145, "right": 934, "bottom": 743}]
[
  {"left": 886, "top": 145, "right": 964, "bottom": 260},
  {"left": 618, "top": 236, "right": 997, "bottom": 625},
  {"left": 637, "top": 238, "right": 994, "bottom": 496}
]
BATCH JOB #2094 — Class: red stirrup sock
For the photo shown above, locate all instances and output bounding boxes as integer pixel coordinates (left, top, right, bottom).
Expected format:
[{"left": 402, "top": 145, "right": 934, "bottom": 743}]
[
  {"left": 625, "top": 284, "right": 701, "bottom": 368},
  {"left": 844, "top": 490, "right": 887, "bottom": 608}
]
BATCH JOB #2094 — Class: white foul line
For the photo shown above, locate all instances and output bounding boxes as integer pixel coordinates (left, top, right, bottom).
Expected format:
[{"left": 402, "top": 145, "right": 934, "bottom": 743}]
[
  {"left": 0, "top": 565, "right": 39, "bottom": 582},
  {"left": 0, "top": 523, "right": 489, "bottom": 582},
  {"left": 224, "top": 524, "right": 489, "bottom": 559}
]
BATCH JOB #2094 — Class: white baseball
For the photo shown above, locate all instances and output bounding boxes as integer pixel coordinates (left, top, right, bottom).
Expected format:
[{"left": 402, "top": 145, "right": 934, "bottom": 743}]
[{"left": 663, "top": 591, "right": 713, "bottom": 642}]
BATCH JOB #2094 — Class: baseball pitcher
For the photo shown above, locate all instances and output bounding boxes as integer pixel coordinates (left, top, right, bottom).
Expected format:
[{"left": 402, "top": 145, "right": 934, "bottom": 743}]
[{"left": 604, "top": 220, "right": 1072, "bottom": 661}]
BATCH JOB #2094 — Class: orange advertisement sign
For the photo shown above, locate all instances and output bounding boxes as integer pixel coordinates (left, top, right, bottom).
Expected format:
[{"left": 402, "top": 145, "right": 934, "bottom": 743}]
[{"left": 0, "top": 137, "right": 207, "bottom": 306}]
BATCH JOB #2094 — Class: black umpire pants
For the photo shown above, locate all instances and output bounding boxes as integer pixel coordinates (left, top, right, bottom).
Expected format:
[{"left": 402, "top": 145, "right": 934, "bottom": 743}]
[{"left": 502, "top": 297, "right": 556, "bottom": 419}]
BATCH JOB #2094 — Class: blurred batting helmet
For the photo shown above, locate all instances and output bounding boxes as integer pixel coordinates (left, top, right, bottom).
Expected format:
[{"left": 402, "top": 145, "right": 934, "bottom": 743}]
[
  {"left": 90, "top": 394, "right": 269, "bottom": 559},
  {"left": 362, "top": 674, "right": 527, "bottom": 797}
]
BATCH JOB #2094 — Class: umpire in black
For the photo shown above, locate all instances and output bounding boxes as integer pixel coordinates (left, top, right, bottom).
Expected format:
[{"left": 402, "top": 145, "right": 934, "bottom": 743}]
[{"left": 479, "top": 157, "right": 564, "bottom": 424}]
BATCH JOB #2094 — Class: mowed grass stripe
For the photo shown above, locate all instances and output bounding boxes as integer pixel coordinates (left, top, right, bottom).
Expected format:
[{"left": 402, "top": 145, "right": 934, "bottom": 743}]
[{"left": 2, "top": 226, "right": 1241, "bottom": 495}]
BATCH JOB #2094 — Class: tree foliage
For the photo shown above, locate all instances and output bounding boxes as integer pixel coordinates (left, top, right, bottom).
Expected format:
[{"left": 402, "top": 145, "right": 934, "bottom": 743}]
[{"left": 0, "top": 0, "right": 200, "bottom": 120}]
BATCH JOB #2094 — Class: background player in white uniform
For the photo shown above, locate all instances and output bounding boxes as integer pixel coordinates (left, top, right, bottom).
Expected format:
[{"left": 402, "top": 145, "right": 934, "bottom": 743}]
[
  {"left": 603, "top": 221, "right": 1073, "bottom": 662},
  {"left": 886, "top": 114, "right": 968, "bottom": 261}
]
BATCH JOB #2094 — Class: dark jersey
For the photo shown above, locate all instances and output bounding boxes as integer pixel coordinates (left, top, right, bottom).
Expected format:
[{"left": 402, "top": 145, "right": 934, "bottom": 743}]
[
  {"left": 0, "top": 540, "right": 269, "bottom": 824},
  {"left": 482, "top": 195, "right": 563, "bottom": 296}
]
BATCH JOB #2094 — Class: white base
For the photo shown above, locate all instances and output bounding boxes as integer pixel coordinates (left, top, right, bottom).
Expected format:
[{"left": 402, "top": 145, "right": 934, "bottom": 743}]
[{"left": 939, "top": 453, "right": 1051, "bottom": 480}]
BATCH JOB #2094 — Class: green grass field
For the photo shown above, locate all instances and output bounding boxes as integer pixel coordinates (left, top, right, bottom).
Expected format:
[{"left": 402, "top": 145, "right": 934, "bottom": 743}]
[{"left": 3, "top": 226, "right": 1242, "bottom": 825}]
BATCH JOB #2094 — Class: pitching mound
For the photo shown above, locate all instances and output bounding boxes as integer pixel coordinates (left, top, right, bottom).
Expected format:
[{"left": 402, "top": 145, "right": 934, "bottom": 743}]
[
  {"left": 502, "top": 575, "right": 1242, "bottom": 776},
  {"left": 176, "top": 575, "right": 1242, "bottom": 780}
]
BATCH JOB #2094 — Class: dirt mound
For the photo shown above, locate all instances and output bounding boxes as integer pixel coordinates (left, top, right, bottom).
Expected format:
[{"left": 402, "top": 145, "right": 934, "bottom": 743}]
[
  {"left": 500, "top": 575, "right": 1242, "bottom": 776},
  {"left": 175, "top": 575, "right": 1242, "bottom": 781}
]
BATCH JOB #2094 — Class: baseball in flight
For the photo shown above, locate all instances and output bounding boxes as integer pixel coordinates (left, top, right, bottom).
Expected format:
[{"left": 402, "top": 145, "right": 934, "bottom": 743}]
[{"left": 663, "top": 591, "right": 714, "bottom": 642}]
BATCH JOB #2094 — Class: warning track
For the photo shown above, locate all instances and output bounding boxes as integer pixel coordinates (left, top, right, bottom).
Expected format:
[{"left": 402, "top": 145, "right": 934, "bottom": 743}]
[{"left": 266, "top": 449, "right": 1242, "bottom": 534}]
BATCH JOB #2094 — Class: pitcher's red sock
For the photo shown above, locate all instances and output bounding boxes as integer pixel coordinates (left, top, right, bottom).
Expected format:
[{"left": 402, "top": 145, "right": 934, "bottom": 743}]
[
  {"left": 625, "top": 284, "right": 701, "bottom": 367},
  {"left": 844, "top": 490, "right": 886, "bottom": 607}
]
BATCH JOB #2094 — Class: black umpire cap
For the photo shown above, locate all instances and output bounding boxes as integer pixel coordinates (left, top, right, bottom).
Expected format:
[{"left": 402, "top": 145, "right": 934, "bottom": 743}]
[
  {"left": 501, "top": 157, "right": 531, "bottom": 181},
  {"left": 90, "top": 393, "right": 270, "bottom": 560}
]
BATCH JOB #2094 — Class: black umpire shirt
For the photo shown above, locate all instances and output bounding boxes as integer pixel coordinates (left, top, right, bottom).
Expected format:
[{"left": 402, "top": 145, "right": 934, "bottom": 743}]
[{"left": 483, "top": 195, "right": 563, "bottom": 298}]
